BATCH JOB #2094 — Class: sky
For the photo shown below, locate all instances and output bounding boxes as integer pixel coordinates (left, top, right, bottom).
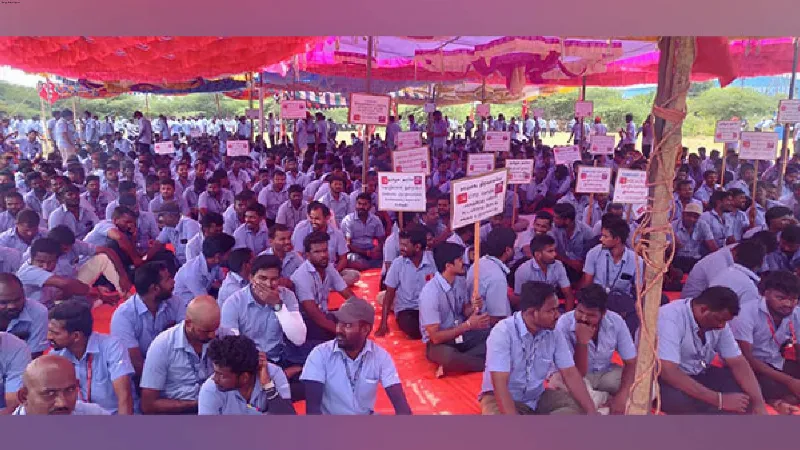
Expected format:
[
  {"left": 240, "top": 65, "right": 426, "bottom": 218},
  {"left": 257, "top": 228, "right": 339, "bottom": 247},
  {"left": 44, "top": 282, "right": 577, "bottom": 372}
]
[{"left": 0, "top": 66, "right": 43, "bottom": 87}]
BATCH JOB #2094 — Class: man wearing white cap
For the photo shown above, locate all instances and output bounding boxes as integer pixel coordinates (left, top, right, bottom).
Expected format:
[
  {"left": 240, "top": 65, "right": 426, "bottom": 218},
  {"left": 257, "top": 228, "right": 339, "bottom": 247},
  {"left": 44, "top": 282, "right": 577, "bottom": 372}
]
[{"left": 671, "top": 202, "right": 718, "bottom": 274}]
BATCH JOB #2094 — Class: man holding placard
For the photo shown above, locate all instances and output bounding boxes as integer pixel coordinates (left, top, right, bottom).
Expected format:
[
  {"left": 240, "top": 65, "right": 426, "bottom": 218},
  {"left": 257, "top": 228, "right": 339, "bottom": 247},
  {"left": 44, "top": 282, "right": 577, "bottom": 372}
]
[{"left": 467, "top": 228, "right": 518, "bottom": 325}]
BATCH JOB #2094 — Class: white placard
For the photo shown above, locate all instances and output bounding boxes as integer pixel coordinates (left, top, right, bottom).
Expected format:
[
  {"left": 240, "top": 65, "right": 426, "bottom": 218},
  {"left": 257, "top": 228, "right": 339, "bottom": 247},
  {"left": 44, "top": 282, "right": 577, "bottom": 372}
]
[
  {"left": 505, "top": 159, "right": 534, "bottom": 185},
  {"left": 451, "top": 169, "right": 508, "bottom": 229},
  {"left": 613, "top": 169, "right": 648, "bottom": 204},
  {"left": 476, "top": 104, "right": 491, "bottom": 118},
  {"left": 377, "top": 172, "right": 427, "bottom": 212},
  {"left": 226, "top": 140, "right": 250, "bottom": 157},
  {"left": 532, "top": 108, "right": 545, "bottom": 118},
  {"left": 589, "top": 135, "right": 615, "bottom": 155},
  {"left": 467, "top": 153, "right": 496, "bottom": 176},
  {"left": 575, "top": 101, "right": 594, "bottom": 119},
  {"left": 190, "top": 129, "right": 202, "bottom": 138},
  {"left": 424, "top": 103, "right": 437, "bottom": 114},
  {"left": 576, "top": 166, "right": 612, "bottom": 194},
  {"left": 714, "top": 120, "right": 741, "bottom": 143},
  {"left": 484, "top": 131, "right": 512, "bottom": 153},
  {"left": 777, "top": 99, "right": 800, "bottom": 124},
  {"left": 154, "top": 141, "right": 175, "bottom": 155},
  {"left": 392, "top": 147, "right": 431, "bottom": 176},
  {"left": 554, "top": 145, "right": 581, "bottom": 165},
  {"left": 280, "top": 100, "right": 307, "bottom": 120},
  {"left": 740, "top": 132, "right": 779, "bottom": 161},
  {"left": 245, "top": 108, "right": 260, "bottom": 120},
  {"left": 396, "top": 131, "right": 423, "bottom": 150},
  {"left": 349, "top": 93, "right": 390, "bottom": 125}
]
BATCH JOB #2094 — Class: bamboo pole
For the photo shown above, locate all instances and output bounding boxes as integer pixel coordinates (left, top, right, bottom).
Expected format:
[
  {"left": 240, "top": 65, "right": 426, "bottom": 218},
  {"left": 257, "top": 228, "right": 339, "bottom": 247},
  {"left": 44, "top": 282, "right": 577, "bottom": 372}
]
[
  {"left": 39, "top": 96, "right": 51, "bottom": 157},
  {"left": 362, "top": 36, "right": 374, "bottom": 192},
  {"left": 779, "top": 37, "right": 799, "bottom": 194},
  {"left": 627, "top": 36, "right": 696, "bottom": 415},
  {"left": 258, "top": 75, "right": 265, "bottom": 138},
  {"left": 248, "top": 73, "right": 255, "bottom": 141}
]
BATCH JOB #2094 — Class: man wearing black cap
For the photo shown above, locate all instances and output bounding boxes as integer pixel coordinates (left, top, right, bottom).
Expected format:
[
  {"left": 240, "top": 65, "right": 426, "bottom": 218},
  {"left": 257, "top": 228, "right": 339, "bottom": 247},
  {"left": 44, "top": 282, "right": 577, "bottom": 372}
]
[{"left": 300, "top": 297, "right": 412, "bottom": 415}]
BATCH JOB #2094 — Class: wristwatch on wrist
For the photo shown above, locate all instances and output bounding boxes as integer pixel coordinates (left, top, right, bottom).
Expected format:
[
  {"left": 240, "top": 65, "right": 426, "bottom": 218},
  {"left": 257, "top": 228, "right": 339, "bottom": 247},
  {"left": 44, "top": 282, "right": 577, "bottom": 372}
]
[{"left": 262, "top": 381, "right": 276, "bottom": 392}]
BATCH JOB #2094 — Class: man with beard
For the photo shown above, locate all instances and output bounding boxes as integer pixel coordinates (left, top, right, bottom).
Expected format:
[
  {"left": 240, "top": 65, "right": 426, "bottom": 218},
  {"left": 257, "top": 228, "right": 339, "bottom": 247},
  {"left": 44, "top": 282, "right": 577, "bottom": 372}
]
[
  {"left": 0, "top": 274, "right": 48, "bottom": 358},
  {"left": 375, "top": 227, "right": 437, "bottom": 339},
  {"left": 0, "top": 331, "right": 31, "bottom": 413},
  {"left": 672, "top": 203, "right": 718, "bottom": 273},
  {"left": 276, "top": 185, "right": 308, "bottom": 232},
  {"left": 0, "top": 209, "right": 44, "bottom": 253},
  {"left": 258, "top": 170, "right": 288, "bottom": 229},
  {"left": 233, "top": 203, "right": 269, "bottom": 255},
  {"left": 199, "top": 335, "right": 295, "bottom": 415},
  {"left": 301, "top": 297, "right": 412, "bottom": 415},
  {"left": 221, "top": 255, "right": 308, "bottom": 399},
  {"left": 260, "top": 223, "right": 304, "bottom": 280},
  {"left": 48, "top": 184, "right": 99, "bottom": 240},
  {"left": 140, "top": 295, "right": 231, "bottom": 415},
  {"left": 173, "top": 234, "right": 235, "bottom": 320},
  {"left": 187, "top": 212, "right": 224, "bottom": 261},
  {"left": 341, "top": 193, "right": 385, "bottom": 271},
  {"left": 110, "top": 262, "right": 180, "bottom": 382},
  {"left": 80, "top": 175, "right": 112, "bottom": 220},
  {"left": 0, "top": 191, "right": 24, "bottom": 233},
  {"left": 12, "top": 354, "right": 109, "bottom": 415},
  {"left": 700, "top": 190, "right": 736, "bottom": 249},
  {"left": 709, "top": 240, "right": 766, "bottom": 307},
  {"left": 552, "top": 203, "right": 594, "bottom": 284},
  {"left": 47, "top": 300, "right": 134, "bottom": 415},
  {"left": 153, "top": 201, "right": 202, "bottom": 266},
  {"left": 731, "top": 271, "right": 800, "bottom": 414},
  {"left": 419, "top": 242, "right": 490, "bottom": 378},
  {"left": 83, "top": 206, "right": 145, "bottom": 278},
  {"left": 467, "top": 227, "right": 518, "bottom": 325},
  {"left": 23, "top": 172, "right": 48, "bottom": 222},
  {"left": 479, "top": 282, "right": 598, "bottom": 415},
  {"left": 291, "top": 202, "right": 352, "bottom": 281},
  {"left": 763, "top": 224, "right": 800, "bottom": 272},
  {"left": 514, "top": 235, "right": 575, "bottom": 311}
]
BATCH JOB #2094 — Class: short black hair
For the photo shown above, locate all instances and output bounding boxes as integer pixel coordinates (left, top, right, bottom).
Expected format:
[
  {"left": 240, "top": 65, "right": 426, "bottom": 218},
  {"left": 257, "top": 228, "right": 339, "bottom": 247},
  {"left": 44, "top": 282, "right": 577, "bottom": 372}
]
[
  {"left": 750, "top": 231, "right": 778, "bottom": 254},
  {"left": 709, "top": 190, "right": 732, "bottom": 209},
  {"left": 307, "top": 201, "right": 330, "bottom": 217},
  {"left": 16, "top": 209, "right": 40, "bottom": 227},
  {"left": 133, "top": 261, "right": 168, "bottom": 295},
  {"left": 733, "top": 239, "right": 765, "bottom": 271},
  {"left": 519, "top": 281, "right": 556, "bottom": 312},
  {"left": 49, "top": 300, "right": 93, "bottom": 338},
  {"left": 759, "top": 271, "right": 800, "bottom": 298},
  {"left": 112, "top": 206, "right": 136, "bottom": 221},
  {"left": 288, "top": 184, "right": 304, "bottom": 195},
  {"left": 765, "top": 206, "right": 793, "bottom": 224},
  {"left": 781, "top": 225, "right": 800, "bottom": 245},
  {"left": 433, "top": 242, "right": 465, "bottom": 273},
  {"left": 228, "top": 248, "right": 254, "bottom": 274},
  {"left": 603, "top": 217, "right": 630, "bottom": 243},
  {"left": 201, "top": 212, "right": 224, "bottom": 229},
  {"left": 530, "top": 234, "right": 556, "bottom": 254},
  {"left": 304, "top": 230, "right": 330, "bottom": 253},
  {"left": 269, "top": 223, "right": 290, "bottom": 240},
  {"left": 553, "top": 203, "right": 576, "bottom": 221},
  {"left": 202, "top": 234, "right": 236, "bottom": 258},
  {"left": 47, "top": 225, "right": 77, "bottom": 246},
  {"left": 576, "top": 283, "right": 608, "bottom": 312},
  {"left": 534, "top": 210, "right": 553, "bottom": 224},
  {"left": 355, "top": 192, "right": 372, "bottom": 204},
  {"left": 485, "top": 227, "right": 516, "bottom": 258},
  {"left": 250, "top": 254, "right": 283, "bottom": 275},
  {"left": 692, "top": 286, "right": 740, "bottom": 317},
  {"left": 399, "top": 226, "right": 428, "bottom": 252},
  {"left": 246, "top": 203, "right": 266, "bottom": 217},
  {"left": 207, "top": 335, "right": 259, "bottom": 376}
]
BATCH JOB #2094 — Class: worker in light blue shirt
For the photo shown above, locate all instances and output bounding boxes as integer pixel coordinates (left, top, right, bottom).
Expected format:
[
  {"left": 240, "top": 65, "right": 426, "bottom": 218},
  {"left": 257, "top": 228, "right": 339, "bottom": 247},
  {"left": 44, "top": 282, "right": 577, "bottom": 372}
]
[
  {"left": 198, "top": 335, "right": 295, "bottom": 415},
  {"left": 48, "top": 185, "right": 99, "bottom": 240},
  {"left": 260, "top": 223, "right": 305, "bottom": 279},
  {"left": 173, "top": 234, "right": 235, "bottom": 320},
  {"left": 657, "top": 287, "right": 768, "bottom": 415},
  {"left": 291, "top": 202, "right": 348, "bottom": 273},
  {"left": 341, "top": 192, "right": 385, "bottom": 271},
  {"left": 552, "top": 203, "right": 594, "bottom": 284},
  {"left": 0, "top": 273, "right": 48, "bottom": 358},
  {"left": 0, "top": 331, "right": 31, "bottom": 413},
  {"left": 709, "top": 239, "right": 765, "bottom": 307},
  {"left": 699, "top": 190, "right": 736, "bottom": 249},
  {"left": 217, "top": 248, "right": 253, "bottom": 308},
  {"left": 233, "top": 204, "right": 269, "bottom": 255},
  {"left": 479, "top": 281, "right": 598, "bottom": 415},
  {"left": 140, "top": 295, "right": 232, "bottom": 415},
  {"left": 47, "top": 300, "right": 135, "bottom": 415},
  {"left": 153, "top": 201, "right": 202, "bottom": 265},
  {"left": 514, "top": 234, "right": 574, "bottom": 309},
  {"left": 467, "top": 227, "right": 518, "bottom": 325},
  {"left": 186, "top": 212, "right": 224, "bottom": 262}
]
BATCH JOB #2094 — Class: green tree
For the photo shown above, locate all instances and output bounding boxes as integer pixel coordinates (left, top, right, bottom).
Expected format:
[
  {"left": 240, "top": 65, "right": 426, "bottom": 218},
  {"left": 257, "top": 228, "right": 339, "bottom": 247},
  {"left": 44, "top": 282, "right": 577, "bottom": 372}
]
[{"left": 689, "top": 87, "right": 778, "bottom": 123}]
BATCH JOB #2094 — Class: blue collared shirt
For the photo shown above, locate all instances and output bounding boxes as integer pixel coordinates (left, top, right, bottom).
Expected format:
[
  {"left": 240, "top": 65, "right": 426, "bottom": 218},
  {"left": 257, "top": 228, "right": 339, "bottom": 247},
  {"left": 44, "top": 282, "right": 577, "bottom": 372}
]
[
  {"left": 513, "top": 259, "right": 570, "bottom": 295},
  {"left": 233, "top": 223, "right": 270, "bottom": 255},
  {"left": 480, "top": 312, "right": 575, "bottom": 408},
  {"left": 385, "top": 254, "right": 437, "bottom": 313},
  {"left": 275, "top": 200, "right": 307, "bottom": 231},
  {"left": 672, "top": 219, "right": 714, "bottom": 259},
  {"left": 16, "top": 262, "right": 57, "bottom": 308},
  {"left": 48, "top": 205, "right": 99, "bottom": 240},
  {"left": 699, "top": 210, "right": 733, "bottom": 249},
  {"left": 299, "top": 339, "right": 401, "bottom": 415},
  {"left": 50, "top": 333, "right": 134, "bottom": 414},
  {"left": 4, "top": 299, "right": 48, "bottom": 354},
  {"left": 110, "top": 294, "right": 181, "bottom": 356},
  {"left": 681, "top": 244, "right": 736, "bottom": 299},
  {"left": 217, "top": 272, "right": 249, "bottom": 308},
  {"left": 291, "top": 221, "right": 348, "bottom": 265},
  {"left": 0, "top": 332, "right": 31, "bottom": 409},
  {"left": 467, "top": 256, "right": 511, "bottom": 318},
  {"left": 552, "top": 222, "right": 593, "bottom": 261},
  {"left": 555, "top": 310, "right": 637, "bottom": 373},
  {"left": 418, "top": 273, "right": 470, "bottom": 343},
  {"left": 340, "top": 213, "right": 385, "bottom": 251},
  {"left": 0, "top": 227, "right": 43, "bottom": 253},
  {"left": 731, "top": 301, "right": 800, "bottom": 370},
  {"left": 156, "top": 217, "right": 202, "bottom": 265},
  {"left": 185, "top": 234, "right": 205, "bottom": 262},
  {"left": 173, "top": 256, "right": 224, "bottom": 320},
  {"left": 583, "top": 245, "right": 643, "bottom": 294},
  {"left": 319, "top": 192, "right": 353, "bottom": 225},
  {"left": 198, "top": 363, "right": 291, "bottom": 415},
  {"left": 657, "top": 299, "right": 742, "bottom": 375},
  {"left": 290, "top": 260, "right": 347, "bottom": 314},
  {"left": 709, "top": 263, "right": 761, "bottom": 306},
  {"left": 725, "top": 210, "right": 750, "bottom": 242},
  {"left": 258, "top": 185, "right": 289, "bottom": 221},
  {"left": 12, "top": 400, "right": 109, "bottom": 415},
  {"left": 260, "top": 247, "right": 305, "bottom": 279}
]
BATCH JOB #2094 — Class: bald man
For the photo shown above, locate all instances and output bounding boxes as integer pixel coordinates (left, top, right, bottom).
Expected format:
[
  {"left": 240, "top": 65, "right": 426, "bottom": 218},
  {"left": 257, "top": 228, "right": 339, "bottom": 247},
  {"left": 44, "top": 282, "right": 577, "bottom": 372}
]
[
  {"left": 139, "top": 295, "right": 232, "bottom": 414},
  {"left": 13, "top": 354, "right": 109, "bottom": 415}
]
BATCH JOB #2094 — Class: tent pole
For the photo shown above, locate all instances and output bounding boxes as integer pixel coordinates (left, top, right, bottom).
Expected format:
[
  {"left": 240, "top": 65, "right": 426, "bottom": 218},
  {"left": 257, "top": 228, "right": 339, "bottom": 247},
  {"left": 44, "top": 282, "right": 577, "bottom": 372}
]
[
  {"left": 779, "top": 37, "right": 799, "bottom": 194},
  {"left": 248, "top": 73, "right": 255, "bottom": 141},
  {"left": 626, "top": 36, "right": 696, "bottom": 415},
  {"left": 258, "top": 74, "right": 265, "bottom": 140},
  {"left": 362, "top": 36, "right": 374, "bottom": 190}
]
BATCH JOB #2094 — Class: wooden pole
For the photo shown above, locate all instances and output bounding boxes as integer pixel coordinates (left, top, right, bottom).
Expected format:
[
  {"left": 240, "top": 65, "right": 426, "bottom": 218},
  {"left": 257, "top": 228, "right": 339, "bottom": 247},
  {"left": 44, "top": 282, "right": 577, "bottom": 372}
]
[
  {"left": 779, "top": 37, "right": 799, "bottom": 194},
  {"left": 362, "top": 36, "right": 374, "bottom": 192},
  {"left": 627, "top": 37, "right": 696, "bottom": 415},
  {"left": 719, "top": 153, "right": 727, "bottom": 188},
  {"left": 258, "top": 75, "right": 265, "bottom": 139},
  {"left": 39, "top": 96, "right": 51, "bottom": 157},
  {"left": 248, "top": 73, "right": 255, "bottom": 141},
  {"left": 472, "top": 222, "right": 481, "bottom": 298},
  {"left": 72, "top": 97, "right": 80, "bottom": 137}
]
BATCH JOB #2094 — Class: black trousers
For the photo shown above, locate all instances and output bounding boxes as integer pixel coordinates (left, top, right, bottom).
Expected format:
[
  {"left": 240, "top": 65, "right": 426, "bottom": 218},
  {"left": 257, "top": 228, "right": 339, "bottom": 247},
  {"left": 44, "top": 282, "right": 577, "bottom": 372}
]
[
  {"left": 396, "top": 309, "right": 422, "bottom": 340},
  {"left": 756, "top": 360, "right": 800, "bottom": 402},
  {"left": 660, "top": 366, "right": 746, "bottom": 414},
  {"left": 672, "top": 256, "right": 700, "bottom": 275},
  {"left": 426, "top": 329, "right": 489, "bottom": 376}
]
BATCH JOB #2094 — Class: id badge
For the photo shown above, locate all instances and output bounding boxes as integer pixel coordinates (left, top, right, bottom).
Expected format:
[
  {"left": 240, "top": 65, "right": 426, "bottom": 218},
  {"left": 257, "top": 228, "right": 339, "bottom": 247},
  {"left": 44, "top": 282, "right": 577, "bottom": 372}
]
[{"left": 455, "top": 335, "right": 464, "bottom": 344}]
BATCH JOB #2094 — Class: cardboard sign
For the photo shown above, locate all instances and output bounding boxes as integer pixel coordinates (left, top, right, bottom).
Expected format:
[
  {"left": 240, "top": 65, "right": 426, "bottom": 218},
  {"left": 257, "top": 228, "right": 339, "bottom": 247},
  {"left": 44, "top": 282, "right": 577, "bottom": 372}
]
[
  {"left": 589, "top": 135, "right": 615, "bottom": 155},
  {"left": 576, "top": 166, "right": 612, "bottom": 194},
  {"left": 280, "top": 100, "right": 307, "bottom": 120},
  {"left": 484, "top": 131, "right": 512, "bottom": 153},
  {"left": 476, "top": 104, "right": 491, "bottom": 118},
  {"left": 154, "top": 141, "right": 175, "bottom": 155},
  {"left": 575, "top": 101, "right": 594, "bottom": 119},
  {"left": 245, "top": 108, "right": 260, "bottom": 120},
  {"left": 714, "top": 120, "right": 741, "bottom": 143},
  {"left": 190, "top": 129, "right": 202, "bottom": 138},
  {"left": 349, "top": 93, "right": 390, "bottom": 125},
  {"left": 424, "top": 103, "right": 437, "bottom": 114},
  {"left": 505, "top": 159, "right": 534, "bottom": 185},
  {"left": 777, "top": 99, "right": 800, "bottom": 124},
  {"left": 553, "top": 145, "right": 581, "bottom": 166},
  {"left": 532, "top": 108, "right": 545, "bottom": 118},
  {"left": 740, "top": 131, "right": 779, "bottom": 161},
  {"left": 377, "top": 172, "right": 427, "bottom": 212},
  {"left": 392, "top": 147, "right": 431, "bottom": 176},
  {"left": 226, "top": 140, "right": 250, "bottom": 157},
  {"left": 451, "top": 169, "right": 508, "bottom": 229},
  {"left": 396, "top": 131, "right": 423, "bottom": 150},
  {"left": 613, "top": 169, "right": 648, "bottom": 204},
  {"left": 631, "top": 203, "right": 648, "bottom": 220},
  {"left": 466, "top": 153, "right": 496, "bottom": 177}
]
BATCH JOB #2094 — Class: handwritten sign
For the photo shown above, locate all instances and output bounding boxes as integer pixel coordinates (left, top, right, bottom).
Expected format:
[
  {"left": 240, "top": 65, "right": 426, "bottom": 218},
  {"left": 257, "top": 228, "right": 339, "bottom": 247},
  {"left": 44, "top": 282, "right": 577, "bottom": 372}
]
[
  {"left": 377, "top": 172, "right": 427, "bottom": 212},
  {"left": 590, "top": 135, "right": 615, "bottom": 155},
  {"left": 467, "top": 153, "right": 496, "bottom": 176},
  {"left": 532, "top": 108, "right": 545, "bottom": 118},
  {"left": 226, "top": 140, "right": 250, "bottom": 157},
  {"left": 613, "top": 169, "right": 648, "bottom": 204},
  {"left": 714, "top": 120, "right": 741, "bottom": 143},
  {"left": 424, "top": 103, "right": 436, "bottom": 114},
  {"left": 154, "top": 141, "right": 175, "bottom": 155},
  {"left": 280, "top": 100, "right": 307, "bottom": 120},
  {"left": 777, "top": 99, "right": 800, "bottom": 124},
  {"left": 476, "top": 104, "right": 491, "bottom": 118},
  {"left": 451, "top": 169, "right": 508, "bottom": 229},
  {"left": 484, "top": 131, "right": 512, "bottom": 153},
  {"left": 349, "top": 93, "right": 390, "bottom": 126},
  {"left": 505, "top": 159, "right": 534, "bottom": 185},
  {"left": 245, "top": 109, "right": 260, "bottom": 120},
  {"left": 554, "top": 145, "right": 581, "bottom": 166},
  {"left": 575, "top": 101, "right": 594, "bottom": 119},
  {"left": 740, "top": 132, "right": 779, "bottom": 161},
  {"left": 392, "top": 147, "right": 431, "bottom": 176},
  {"left": 576, "top": 166, "right": 612, "bottom": 194},
  {"left": 396, "top": 131, "right": 423, "bottom": 150}
]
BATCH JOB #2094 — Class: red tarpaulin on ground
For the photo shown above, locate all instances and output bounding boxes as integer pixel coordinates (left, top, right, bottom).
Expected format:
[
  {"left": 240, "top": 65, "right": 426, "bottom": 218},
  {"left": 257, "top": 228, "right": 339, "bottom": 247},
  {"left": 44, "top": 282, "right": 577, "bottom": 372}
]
[{"left": 0, "top": 37, "right": 319, "bottom": 83}]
